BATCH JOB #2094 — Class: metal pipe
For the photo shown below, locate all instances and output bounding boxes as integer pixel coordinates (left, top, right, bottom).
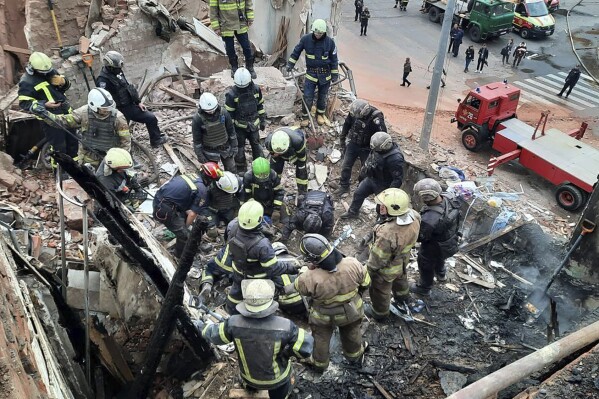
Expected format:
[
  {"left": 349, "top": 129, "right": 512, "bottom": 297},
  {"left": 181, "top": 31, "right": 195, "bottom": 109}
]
[{"left": 447, "top": 319, "right": 599, "bottom": 399}]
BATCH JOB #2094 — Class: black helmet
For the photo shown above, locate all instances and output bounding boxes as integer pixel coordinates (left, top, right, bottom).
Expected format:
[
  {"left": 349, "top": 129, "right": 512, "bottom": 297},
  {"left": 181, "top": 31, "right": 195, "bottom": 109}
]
[
  {"left": 300, "top": 233, "right": 332, "bottom": 264},
  {"left": 303, "top": 213, "right": 322, "bottom": 233}
]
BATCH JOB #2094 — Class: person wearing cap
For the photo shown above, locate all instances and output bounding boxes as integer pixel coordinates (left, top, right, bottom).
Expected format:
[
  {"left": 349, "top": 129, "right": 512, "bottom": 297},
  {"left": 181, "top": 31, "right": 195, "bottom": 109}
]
[
  {"left": 410, "top": 178, "right": 462, "bottom": 296},
  {"left": 288, "top": 233, "right": 370, "bottom": 371},
  {"left": 95, "top": 148, "right": 146, "bottom": 209},
  {"left": 198, "top": 279, "right": 313, "bottom": 398},
  {"left": 199, "top": 171, "right": 243, "bottom": 240},
  {"left": 280, "top": 190, "right": 334, "bottom": 242},
  {"left": 264, "top": 127, "right": 308, "bottom": 194},
  {"left": 365, "top": 188, "right": 420, "bottom": 320},
  {"left": 286, "top": 19, "right": 339, "bottom": 126}
]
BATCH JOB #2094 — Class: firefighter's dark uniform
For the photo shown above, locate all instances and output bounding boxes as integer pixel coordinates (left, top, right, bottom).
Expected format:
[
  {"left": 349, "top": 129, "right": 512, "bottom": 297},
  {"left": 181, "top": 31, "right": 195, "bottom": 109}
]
[
  {"left": 348, "top": 143, "right": 404, "bottom": 215},
  {"left": 242, "top": 170, "right": 285, "bottom": 218},
  {"left": 152, "top": 174, "right": 208, "bottom": 258},
  {"left": 192, "top": 106, "right": 238, "bottom": 172},
  {"left": 281, "top": 190, "right": 334, "bottom": 241},
  {"left": 18, "top": 70, "right": 78, "bottom": 159},
  {"left": 276, "top": 255, "right": 306, "bottom": 315},
  {"left": 97, "top": 67, "right": 164, "bottom": 146},
  {"left": 201, "top": 307, "right": 313, "bottom": 398},
  {"left": 200, "top": 179, "right": 241, "bottom": 230},
  {"left": 367, "top": 209, "right": 421, "bottom": 318},
  {"left": 287, "top": 33, "right": 339, "bottom": 116},
  {"left": 265, "top": 128, "right": 308, "bottom": 193},
  {"left": 294, "top": 253, "right": 370, "bottom": 370},
  {"left": 339, "top": 107, "right": 387, "bottom": 191},
  {"left": 225, "top": 83, "right": 266, "bottom": 171}
]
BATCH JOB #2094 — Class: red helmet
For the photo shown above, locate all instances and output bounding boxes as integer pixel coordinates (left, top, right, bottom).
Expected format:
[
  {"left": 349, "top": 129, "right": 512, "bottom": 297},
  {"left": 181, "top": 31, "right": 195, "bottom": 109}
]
[{"left": 201, "top": 162, "right": 224, "bottom": 180}]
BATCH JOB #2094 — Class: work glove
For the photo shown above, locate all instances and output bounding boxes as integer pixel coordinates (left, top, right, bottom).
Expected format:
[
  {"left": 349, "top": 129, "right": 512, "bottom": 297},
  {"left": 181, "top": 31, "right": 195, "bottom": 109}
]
[
  {"left": 194, "top": 145, "right": 207, "bottom": 163},
  {"left": 199, "top": 283, "right": 212, "bottom": 302},
  {"left": 260, "top": 120, "right": 266, "bottom": 131},
  {"left": 286, "top": 65, "right": 293, "bottom": 73},
  {"left": 50, "top": 75, "right": 66, "bottom": 87},
  {"left": 30, "top": 102, "right": 50, "bottom": 117},
  {"left": 193, "top": 319, "right": 206, "bottom": 333},
  {"left": 283, "top": 283, "right": 297, "bottom": 295}
]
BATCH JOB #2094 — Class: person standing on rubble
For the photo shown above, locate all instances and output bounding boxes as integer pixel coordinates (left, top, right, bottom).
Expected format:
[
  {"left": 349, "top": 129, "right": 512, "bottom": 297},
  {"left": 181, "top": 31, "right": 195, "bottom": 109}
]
[
  {"left": 95, "top": 148, "right": 146, "bottom": 208},
  {"left": 242, "top": 157, "right": 287, "bottom": 225},
  {"left": 18, "top": 51, "right": 79, "bottom": 165},
  {"left": 199, "top": 171, "right": 243, "bottom": 240},
  {"left": 410, "top": 178, "right": 462, "bottom": 297},
  {"left": 285, "top": 233, "right": 370, "bottom": 371},
  {"left": 365, "top": 189, "right": 420, "bottom": 320},
  {"left": 334, "top": 99, "right": 387, "bottom": 197},
  {"left": 280, "top": 190, "right": 334, "bottom": 242},
  {"left": 286, "top": 19, "right": 339, "bottom": 126},
  {"left": 30, "top": 88, "right": 131, "bottom": 168},
  {"left": 225, "top": 67, "right": 266, "bottom": 173},
  {"left": 341, "top": 132, "right": 405, "bottom": 219},
  {"left": 97, "top": 51, "right": 167, "bottom": 148},
  {"left": 209, "top": 0, "right": 257, "bottom": 79},
  {"left": 264, "top": 127, "right": 308, "bottom": 195},
  {"left": 197, "top": 279, "right": 313, "bottom": 399},
  {"left": 193, "top": 92, "right": 238, "bottom": 173}
]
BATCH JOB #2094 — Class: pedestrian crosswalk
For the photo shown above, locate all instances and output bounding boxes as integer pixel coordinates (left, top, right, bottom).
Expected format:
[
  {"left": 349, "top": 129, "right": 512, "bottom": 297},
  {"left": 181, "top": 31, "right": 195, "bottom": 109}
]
[{"left": 513, "top": 72, "right": 599, "bottom": 112}]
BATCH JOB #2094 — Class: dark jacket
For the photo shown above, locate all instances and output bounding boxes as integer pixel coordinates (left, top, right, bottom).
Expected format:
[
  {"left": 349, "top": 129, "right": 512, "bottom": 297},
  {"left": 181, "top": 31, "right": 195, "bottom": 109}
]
[
  {"left": 355, "top": 0, "right": 364, "bottom": 10},
  {"left": 153, "top": 174, "right": 208, "bottom": 214},
  {"left": 281, "top": 190, "right": 334, "bottom": 240},
  {"left": 454, "top": 29, "right": 464, "bottom": 44},
  {"left": 418, "top": 194, "right": 461, "bottom": 252},
  {"left": 465, "top": 48, "right": 475, "bottom": 61},
  {"left": 192, "top": 106, "right": 238, "bottom": 154},
  {"left": 95, "top": 160, "right": 134, "bottom": 201},
  {"left": 288, "top": 33, "right": 339, "bottom": 82},
  {"left": 242, "top": 170, "right": 284, "bottom": 209},
  {"left": 565, "top": 67, "right": 581, "bottom": 84},
  {"left": 18, "top": 71, "right": 72, "bottom": 115},
  {"left": 360, "top": 9, "right": 371, "bottom": 23},
  {"left": 362, "top": 143, "right": 405, "bottom": 188},
  {"left": 224, "top": 83, "right": 266, "bottom": 130},
  {"left": 478, "top": 47, "right": 489, "bottom": 60},
  {"left": 97, "top": 67, "right": 141, "bottom": 108},
  {"left": 513, "top": 45, "right": 526, "bottom": 58},
  {"left": 264, "top": 128, "right": 307, "bottom": 165},
  {"left": 403, "top": 62, "right": 412, "bottom": 75},
  {"left": 341, "top": 107, "right": 387, "bottom": 148},
  {"left": 201, "top": 314, "right": 313, "bottom": 390}
]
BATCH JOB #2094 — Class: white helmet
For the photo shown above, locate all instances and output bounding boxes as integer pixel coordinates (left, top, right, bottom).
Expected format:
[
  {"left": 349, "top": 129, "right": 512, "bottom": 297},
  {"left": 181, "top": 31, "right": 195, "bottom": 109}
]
[
  {"left": 199, "top": 92, "right": 218, "bottom": 113},
  {"left": 271, "top": 242, "right": 289, "bottom": 256},
  {"left": 234, "top": 67, "right": 252, "bottom": 88},
  {"left": 88, "top": 88, "right": 116, "bottom": 113},
  {"left": 216, "top": 171, "right": 240, "bottom": 194}
]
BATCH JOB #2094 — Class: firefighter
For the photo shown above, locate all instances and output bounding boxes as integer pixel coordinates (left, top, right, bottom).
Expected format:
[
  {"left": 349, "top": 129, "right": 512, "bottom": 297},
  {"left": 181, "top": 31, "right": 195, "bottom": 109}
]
[
  {"left": 242, "top": 157, "right": 285, "bottom": 219},
  {"left": 152, "top": 163, "right": 223, "bottom": 258},
  {"left": 410, "top": 178, "right": 462, "bottom": 296},
  {"left": 95, "top": 148, "right": 145, "bottom": 208},
  {"left": 335, "top": 99, "right": 387, "bottom": 197},
  {"left": 200, "top": 171, "right": 243, "bottom": 239},
  {"left": 18, "top": 52, "right": 78, "bottom": 162},
  {"left": 264, "top": 128, "right": 308, "bottom": 194},
  {"left": 366, "top": 188, "right": 421, "bottom": 320},
  {"left": 224, "top": 200, "right": 299, "bottom": 314},
  {"left": 341, "top": 132, "right": 405, "bottom": 219},
  {"left": 30, "top": 88, "right": 131, "bottom": 168},
  {"left": 198, "top": 279, "right": 313, "bottom": 399},
  {"left": 286, "top": 19, "right": 339, "bottom": 126},
  {"left": 280, "top": 190, "right": 334, "bottom": 242},
  {"left": 271, "top": 242, "right": 306, "bottom": 316},
  {"left": 225, "top": 67, "right": 266, "bottom": 173},
  {"left": 193, "top": 92, "right": 238, "bottom": 173},
  {"left": 97, "top": 51, "right": 167, "bottom": 147},
  {"left": 289, "top": 233, "right": 370, "bottom": 371},
  {"left": 209, "top": 0, "right": 256, "bottom": 79}
]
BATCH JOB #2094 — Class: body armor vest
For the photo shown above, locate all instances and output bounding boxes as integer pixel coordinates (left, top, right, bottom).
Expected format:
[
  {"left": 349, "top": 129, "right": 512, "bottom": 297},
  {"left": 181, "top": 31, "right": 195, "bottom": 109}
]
[
  {"left": 348, "top": 110, "right": 382, "bottom": 146},
  {"left": 235, "top": 87, "right": 258, "bottom": 123},
  {"left": 228, "top": 224, "right": 263, "bottom": 273},
  {"left": 81, "top": 109, "right": 119, "bottom": 153},
  {"left": 251, "top": 176, "right": 275, "bottom": 205},
  {"left": 304, "top": 190, "right": 325, "bottom": 212},
  {"left": 366, "top": 148, "right": 398, "bottom": 179},
  {"left": 209, "top": 185, "right": 237, "bottom": 211},
  {"left": 201, "top": 113, "right": 228, "bottom": 147},
  {"left": 98, "top": 69, "right": 135, "bottom": 107}
]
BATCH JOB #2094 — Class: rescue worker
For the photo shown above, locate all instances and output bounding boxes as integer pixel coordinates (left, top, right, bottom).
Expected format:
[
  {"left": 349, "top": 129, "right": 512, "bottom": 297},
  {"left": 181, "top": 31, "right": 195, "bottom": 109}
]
[
  {"left": 224, "top": 200, "right": 299, "bottom": 313},
  {"left": 200, "top": 171, "right": 242, "bottom": 239},
  {"left": 209, "top": 0, "right": 256, "bottom": 79},
  {"left": 30, "top": 88, "right": 131, "bottom": 168},
  {"left": 97, "top": 51, "right": 167, "bottom": 147},
  {"left": 198, "top": 279, "right": 313, "bottom": 399},
  {"left": 410, "top": 178, "right": 462, "bottom": 296},
  {"left": 335, "top": 99, "right": 387, "bottom": 197},
  {"left": 264, "top": 128, "right": 308, "bottom": 194},
  {"left": 193, "top": 92, "right": 238, "bottom": 173},
  {"left": 280, "top": 190, "right": 334, "bottom": 242},
  {"left": 366, "top": 188, "right": 420, "bottom": 320},
  {"left": 242, "top": 157, "right": 285, "bottom": 220},
  {"left": 287, "top": 19, "right": 339, "bottom": 126},
  {"left": 341, "top": 132, "right": 405, "bottom": 219},
  {"left": 272, "top": 242, "right": 306, "bottom": 316},
  {"left": 18, "top": 52, "right": 78, "bottom": 161},
  {"left": 225, "top": 67, "right": 266, "bottom": 172},
  {"left": 288, "top": 233, "right": 370, "bottom": 371},
  {"left": 95, "top": 148, "right": 145, "bottom": 208}
]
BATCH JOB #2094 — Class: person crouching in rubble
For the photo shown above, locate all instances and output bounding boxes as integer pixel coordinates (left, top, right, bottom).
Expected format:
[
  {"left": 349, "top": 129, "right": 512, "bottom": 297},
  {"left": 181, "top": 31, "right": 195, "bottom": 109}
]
[
  {"left": 95, "top": 148, "right": 146, "bottom": 209},
  {"left": 152, "top": 162, "right": 223, "bottom": 259},
  {"left": 410, "top": 178, "right": 462, "bottom": 297},
  {"left": 200, "top": 171, "right": 243, "bottom": 240},
  {"left": 279, "top": 189, "right": 334, "bottom": 243},
  {"left": 197, "top": 279, "right": 313, "bottom": 399},
  {"left": 285, "top": 233, "right": 370, "bottom": 371},
  {"left": 242, "top": 157, "right": 288, "bottom": 228},
  {"left": 365, "top": 188, "right": 420, "bottom": 320},
  {"left": 265, "top": 127, "right": 309, "bottom": 195},
  {"left": 31, "top": 88, "right": 131, "bottom": 168}
]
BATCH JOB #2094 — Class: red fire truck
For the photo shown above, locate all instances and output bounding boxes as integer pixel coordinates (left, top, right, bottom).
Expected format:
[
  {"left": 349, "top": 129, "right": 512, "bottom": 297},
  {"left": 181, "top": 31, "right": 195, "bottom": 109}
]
[{"left": 452, "top": 82, "right": 594, "bottom": 211}]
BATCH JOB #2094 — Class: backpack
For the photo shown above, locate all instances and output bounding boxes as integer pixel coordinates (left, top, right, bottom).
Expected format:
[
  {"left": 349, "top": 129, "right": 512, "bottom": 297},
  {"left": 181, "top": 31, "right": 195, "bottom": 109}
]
[{"left": 426, "top": 194, "right": 462, "bottom": 258}]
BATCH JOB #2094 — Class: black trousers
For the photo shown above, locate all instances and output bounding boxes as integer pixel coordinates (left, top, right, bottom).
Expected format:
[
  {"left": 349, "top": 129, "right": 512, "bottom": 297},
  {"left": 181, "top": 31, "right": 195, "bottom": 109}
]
[
  {"left": 339, "top": 142, "right": 370, "bottom": 189},
  {"left": 44, "top": 123, "right": 79, "bottom": 160},
  {"left": 153, "top": 199, "right": 188, "bottom": 258},
  {"left": 349, "top": 177, "right": 384, "bottom": 214},
  {"left": 452, "top": 43, "right": 461, "bottom": 57},
  {"left": 235, "top": 126, "right": 264, "bottom": 172},
  {"left": 355, "top": 7, "right": 362, "bottom": 21},
  {"left": 476, "top": 58, "right": 486, "bottom": 71},
  {"left": 417, "top": 242, "right": 447, "bottom": 288},
  {"left": 402, "top": 72, "right": 411, "bottom": 85},
  {"left": 559, "top": 81, "right": 577, "bottom": 97},
  {"left": 361, "top": 21, "right": 368, "bottom": 35},
  {"left": 119, "top": 104, "right": 162, "bottom": 142}
]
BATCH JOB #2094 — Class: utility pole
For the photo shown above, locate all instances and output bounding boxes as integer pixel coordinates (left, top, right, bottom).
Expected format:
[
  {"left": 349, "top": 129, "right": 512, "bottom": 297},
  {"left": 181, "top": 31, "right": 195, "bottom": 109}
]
[{"left": 420, "top": 0, "right": 458, "bottom": 150}]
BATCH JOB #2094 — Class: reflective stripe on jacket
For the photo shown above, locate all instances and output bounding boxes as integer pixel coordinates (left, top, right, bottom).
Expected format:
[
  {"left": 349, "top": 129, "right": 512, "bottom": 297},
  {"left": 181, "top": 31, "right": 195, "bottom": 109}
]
[{"left": 209, "top": 0, "right": 254, "bottom": 35}]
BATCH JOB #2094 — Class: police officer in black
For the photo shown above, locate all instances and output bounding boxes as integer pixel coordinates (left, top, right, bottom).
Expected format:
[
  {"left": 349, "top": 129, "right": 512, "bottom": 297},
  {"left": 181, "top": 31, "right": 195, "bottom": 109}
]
[
  {"left": 335, "top": 99, "right": 387, "bottom": 196},
  {"left": 97, "top": 51, "right": 167, "bottom": 148},
  {"left": 341, "top": 132, "right": 404, "bottom": 219},
  {"left": 281, "top": 190, "right": 334, "bottom": 242},
  {"left": 18, "top": 52, "right": 78, "bottom": 161},
  {"left": 225, "top": 67, "right": 266, "bottom": 173},
  {"left": 153, "top": 173, "right": 209, "bottom": 258}
]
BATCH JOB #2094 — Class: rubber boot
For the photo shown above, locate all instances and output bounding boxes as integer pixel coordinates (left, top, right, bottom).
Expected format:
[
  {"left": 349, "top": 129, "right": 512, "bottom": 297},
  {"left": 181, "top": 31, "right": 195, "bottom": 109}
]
[{"left": 246, "top": 57, "right": 257, "bottom": 79}]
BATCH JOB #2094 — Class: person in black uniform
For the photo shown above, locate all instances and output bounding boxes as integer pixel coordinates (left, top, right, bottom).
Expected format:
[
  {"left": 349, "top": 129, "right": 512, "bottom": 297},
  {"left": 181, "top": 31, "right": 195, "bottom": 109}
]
[
  {"left": 95, "top": 148, "right": 145, "bottom": 208},
  {"left": 280, "top": 190, "right": 334, "bottom": 242},
  {"left": 264, "top": 128, "right": 308, "bottom": 194},
  {"left": 97, "top": 51, "right": 167, "bottom": 148},
  {"left": 360, "top": 7, "right": 371, "bottom": 36},
  {"left": 200, "top": 171, "right": 243, "bottom": 239},
  {"left": 557, "top": 65, "right": 581, "bottom": 98},
  {"left": 242, "top": 157, "right": 286, "bottom": 221}
]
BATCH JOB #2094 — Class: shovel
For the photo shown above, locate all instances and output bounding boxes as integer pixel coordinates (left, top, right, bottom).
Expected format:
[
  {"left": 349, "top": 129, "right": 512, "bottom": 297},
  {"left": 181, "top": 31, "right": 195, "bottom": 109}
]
[{"left": 524, "top": 219, "right": 595, "bottom": 317}]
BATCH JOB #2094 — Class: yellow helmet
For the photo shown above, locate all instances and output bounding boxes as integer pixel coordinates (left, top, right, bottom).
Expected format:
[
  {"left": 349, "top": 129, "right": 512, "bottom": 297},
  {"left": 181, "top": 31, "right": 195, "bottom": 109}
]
[
  {"left": 311, "top": 19, "right": 327, "bottom": 34},
  {"left": 105, "top": 148, "right": 133, "bottom": 170},
  {"left": 375, "top": 188, "right": 411, "bottom": 216},
  {"left": 270, "top": 130, "right": 290, "bottom": 154},
  {"left": 238, "top": 200, "right": 264, "bottom": 230},
  {"left": 28, "top": 52, "right": 53, "bottom": 74}
]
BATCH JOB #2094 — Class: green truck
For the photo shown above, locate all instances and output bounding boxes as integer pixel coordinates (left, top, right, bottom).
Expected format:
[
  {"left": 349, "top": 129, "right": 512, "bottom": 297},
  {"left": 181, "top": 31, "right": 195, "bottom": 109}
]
[{"left": 421, "top": 0, "right": 515, "bottom": 42}]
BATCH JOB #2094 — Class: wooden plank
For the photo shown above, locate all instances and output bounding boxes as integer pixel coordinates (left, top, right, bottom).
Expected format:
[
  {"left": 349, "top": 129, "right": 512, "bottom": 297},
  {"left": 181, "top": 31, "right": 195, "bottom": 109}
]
[
  {"left": 399, "top": 320, "right": 415, "bottom": 355},
  {"left": 173, "top": 145, "right": 202, "bottom": 171},
  {"left": 2, "top": 44, "right": 31, "bottom": 55},
  {"left": 458, "top": 220, "right": 527, "bottom": 254},
  {"left": 371, "top": 377, "right": 394, "bottom": 399},
  {"left": 163, "top": 143, "right": 187, "bottom": 174},
  {"left": 158, "top": 85, "right": 197, "bottom": 105},
  {"left": 460, "top": 255, "right": 505, "bottom": 288},
  {"left": 456, "top": 271, "right": 496, "bottom": 289}
]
